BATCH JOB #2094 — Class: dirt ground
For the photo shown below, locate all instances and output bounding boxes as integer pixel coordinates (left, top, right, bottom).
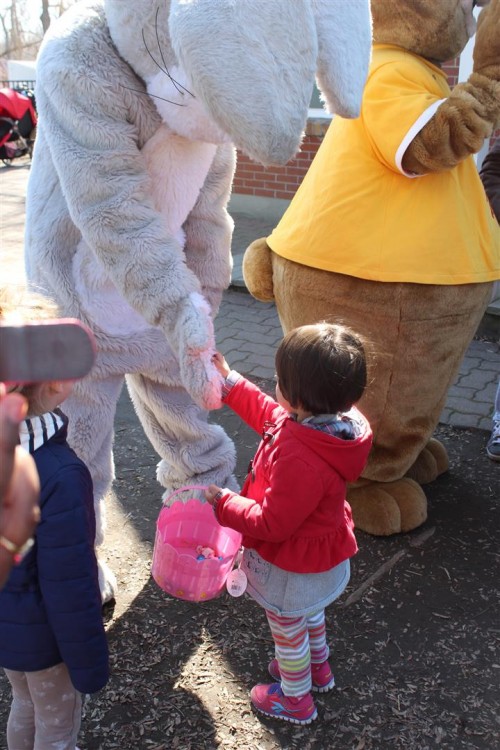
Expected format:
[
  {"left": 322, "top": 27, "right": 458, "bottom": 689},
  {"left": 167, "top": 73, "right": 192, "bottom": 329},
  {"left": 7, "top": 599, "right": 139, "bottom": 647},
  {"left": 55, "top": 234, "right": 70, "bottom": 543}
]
[{"left": 1, "top": 378, "right": 499, "bottom": 750}]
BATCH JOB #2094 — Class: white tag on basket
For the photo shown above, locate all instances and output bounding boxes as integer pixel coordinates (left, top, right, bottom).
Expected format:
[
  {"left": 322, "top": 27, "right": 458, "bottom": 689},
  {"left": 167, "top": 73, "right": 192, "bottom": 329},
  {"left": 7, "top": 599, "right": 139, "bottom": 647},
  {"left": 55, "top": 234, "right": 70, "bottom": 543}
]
[{"left": 226, "top": 567, "right": 247, "bottom": 597}]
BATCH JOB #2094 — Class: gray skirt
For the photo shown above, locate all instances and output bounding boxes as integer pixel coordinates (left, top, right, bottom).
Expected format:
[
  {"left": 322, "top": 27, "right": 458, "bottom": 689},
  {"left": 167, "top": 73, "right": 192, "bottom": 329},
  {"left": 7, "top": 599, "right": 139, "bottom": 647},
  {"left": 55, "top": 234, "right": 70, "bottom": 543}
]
[{"left": 240, "top": 547, "right": 350, "bottom": 617}]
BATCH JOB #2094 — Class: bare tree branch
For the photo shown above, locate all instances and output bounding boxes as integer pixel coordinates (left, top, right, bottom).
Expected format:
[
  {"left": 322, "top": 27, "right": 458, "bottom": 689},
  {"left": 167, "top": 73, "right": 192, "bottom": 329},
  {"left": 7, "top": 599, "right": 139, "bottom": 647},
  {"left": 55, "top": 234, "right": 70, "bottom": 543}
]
[
  {"left": 0, "top": 1, "right": 76, "bottom": 59},
  {"left": 40, "top": 0, "right": 50, "bottom": 33}
]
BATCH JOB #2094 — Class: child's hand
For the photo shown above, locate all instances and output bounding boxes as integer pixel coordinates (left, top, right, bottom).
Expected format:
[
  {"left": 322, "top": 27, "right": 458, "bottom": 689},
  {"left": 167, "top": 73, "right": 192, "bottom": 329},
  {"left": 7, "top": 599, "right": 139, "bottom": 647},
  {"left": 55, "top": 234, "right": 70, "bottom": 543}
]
[
  {"left": 205, "top": 484, "right": 224, "bottom": 506},
  {"left": 211, "top": 352, "right": 230, "bottom": 379}
]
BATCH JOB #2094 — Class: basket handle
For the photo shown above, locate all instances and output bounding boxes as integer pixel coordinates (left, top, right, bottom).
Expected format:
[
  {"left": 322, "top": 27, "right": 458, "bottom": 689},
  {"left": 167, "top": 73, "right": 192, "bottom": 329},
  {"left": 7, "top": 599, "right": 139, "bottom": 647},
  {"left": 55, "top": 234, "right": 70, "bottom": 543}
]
[{"left": 161, "top": 484, "right": 208, "bottom": 506}]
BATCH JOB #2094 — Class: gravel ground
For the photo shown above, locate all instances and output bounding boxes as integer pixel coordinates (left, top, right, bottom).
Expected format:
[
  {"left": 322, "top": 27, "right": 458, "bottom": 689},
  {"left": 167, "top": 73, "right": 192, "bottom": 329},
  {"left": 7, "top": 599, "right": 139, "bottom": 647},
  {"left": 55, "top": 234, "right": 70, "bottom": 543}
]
[{"left": 1, "top": 384, "right": 498, "bottom": 750}]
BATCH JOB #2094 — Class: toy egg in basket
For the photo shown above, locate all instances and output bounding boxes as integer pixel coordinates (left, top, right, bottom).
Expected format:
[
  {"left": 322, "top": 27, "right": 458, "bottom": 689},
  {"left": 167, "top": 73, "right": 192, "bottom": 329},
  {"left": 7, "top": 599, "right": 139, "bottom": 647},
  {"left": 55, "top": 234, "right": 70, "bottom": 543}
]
[{"left": 151, "top": 485, "right": 242, "bottom": 602}]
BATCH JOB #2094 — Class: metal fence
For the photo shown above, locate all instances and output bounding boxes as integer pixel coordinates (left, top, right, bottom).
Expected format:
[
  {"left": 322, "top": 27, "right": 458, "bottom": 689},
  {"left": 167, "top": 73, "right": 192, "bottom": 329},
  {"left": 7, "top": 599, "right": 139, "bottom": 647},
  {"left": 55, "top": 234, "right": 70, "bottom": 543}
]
[{"left": 0, "top": 80, "right": 36, "bottom": 91}]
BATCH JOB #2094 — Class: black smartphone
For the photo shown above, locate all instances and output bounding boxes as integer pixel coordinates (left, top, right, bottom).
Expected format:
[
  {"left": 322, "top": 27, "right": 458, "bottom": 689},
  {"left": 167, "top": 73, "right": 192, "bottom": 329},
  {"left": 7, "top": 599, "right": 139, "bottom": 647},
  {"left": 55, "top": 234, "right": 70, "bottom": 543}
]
[{"left": 0, "top": 319, "right": 96, "bottom": 384}]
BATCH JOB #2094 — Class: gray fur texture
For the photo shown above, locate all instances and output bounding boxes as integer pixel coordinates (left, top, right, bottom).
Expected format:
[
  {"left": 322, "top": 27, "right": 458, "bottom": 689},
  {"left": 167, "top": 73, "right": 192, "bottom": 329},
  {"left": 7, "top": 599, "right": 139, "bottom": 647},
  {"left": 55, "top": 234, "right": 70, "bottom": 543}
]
[{"left": 24, "top": 0, "right": 372, "bottom": 586}]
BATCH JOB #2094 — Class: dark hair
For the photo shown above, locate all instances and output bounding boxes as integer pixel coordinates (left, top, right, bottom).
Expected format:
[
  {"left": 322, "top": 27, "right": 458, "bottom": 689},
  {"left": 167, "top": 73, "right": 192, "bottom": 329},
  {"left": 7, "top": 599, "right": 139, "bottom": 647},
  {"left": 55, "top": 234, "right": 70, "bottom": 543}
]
[{"left": 275, "top": 323, "right": 367, "bottom": 414}]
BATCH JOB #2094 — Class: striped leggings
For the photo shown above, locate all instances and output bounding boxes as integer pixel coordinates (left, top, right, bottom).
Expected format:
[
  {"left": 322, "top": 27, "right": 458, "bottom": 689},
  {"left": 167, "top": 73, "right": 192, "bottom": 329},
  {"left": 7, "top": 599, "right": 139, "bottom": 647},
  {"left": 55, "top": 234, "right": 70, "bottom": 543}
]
[{"left": 266, "top": 608, "right": 329, "bottom": 697}]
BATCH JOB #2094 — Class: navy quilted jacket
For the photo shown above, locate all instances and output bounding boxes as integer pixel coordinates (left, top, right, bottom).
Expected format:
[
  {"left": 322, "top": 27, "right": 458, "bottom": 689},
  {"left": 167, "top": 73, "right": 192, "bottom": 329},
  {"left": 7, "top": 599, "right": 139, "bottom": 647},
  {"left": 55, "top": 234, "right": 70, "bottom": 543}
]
[{"left": 0, "top": 410, "right": 109, "bottom": 694}]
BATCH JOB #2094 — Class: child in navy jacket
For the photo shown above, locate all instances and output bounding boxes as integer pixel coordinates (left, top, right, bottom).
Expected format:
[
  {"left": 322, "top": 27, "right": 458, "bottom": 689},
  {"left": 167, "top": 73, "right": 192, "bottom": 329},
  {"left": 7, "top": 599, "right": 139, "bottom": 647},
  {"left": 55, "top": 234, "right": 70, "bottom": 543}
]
[
  {"left": 0, "top": 289, "right": 109, "bottom": 750},
  {"left": 206, "top": 322, "right": 372, "bottom": 725}
]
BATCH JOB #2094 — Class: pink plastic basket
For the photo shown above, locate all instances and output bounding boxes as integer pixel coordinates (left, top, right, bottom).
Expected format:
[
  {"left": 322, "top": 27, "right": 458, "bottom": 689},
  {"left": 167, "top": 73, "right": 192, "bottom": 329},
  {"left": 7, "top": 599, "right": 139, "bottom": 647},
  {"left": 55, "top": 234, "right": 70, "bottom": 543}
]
[{"left": 151, "top": 486, "right": 242, "bottom": 602}]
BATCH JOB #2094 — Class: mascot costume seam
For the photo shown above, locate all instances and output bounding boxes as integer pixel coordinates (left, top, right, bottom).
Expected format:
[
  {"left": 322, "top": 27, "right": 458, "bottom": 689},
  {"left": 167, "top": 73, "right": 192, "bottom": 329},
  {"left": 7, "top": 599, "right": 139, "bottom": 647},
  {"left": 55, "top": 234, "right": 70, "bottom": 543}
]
[
  {"left": 243, "top": 0, "right": 500, "bottom": 536},
  {"left": 24, "top": 0, "right": 372, "bottom": 597}
]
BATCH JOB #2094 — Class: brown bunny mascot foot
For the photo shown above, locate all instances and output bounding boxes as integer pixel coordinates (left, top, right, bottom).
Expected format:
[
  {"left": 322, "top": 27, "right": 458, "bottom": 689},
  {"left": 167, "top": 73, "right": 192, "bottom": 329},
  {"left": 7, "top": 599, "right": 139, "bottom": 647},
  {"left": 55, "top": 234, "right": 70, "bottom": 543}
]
[{"left": 243, "top": 0, "right": 500, "bottom": 536}]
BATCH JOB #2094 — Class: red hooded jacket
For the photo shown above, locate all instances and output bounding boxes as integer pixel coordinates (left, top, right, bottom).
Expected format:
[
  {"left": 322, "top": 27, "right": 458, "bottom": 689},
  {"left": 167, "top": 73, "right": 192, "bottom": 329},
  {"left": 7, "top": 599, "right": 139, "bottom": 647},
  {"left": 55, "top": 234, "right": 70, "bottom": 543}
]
[{"left": 215, "top": 375, "right": 373, "bottom": 574}]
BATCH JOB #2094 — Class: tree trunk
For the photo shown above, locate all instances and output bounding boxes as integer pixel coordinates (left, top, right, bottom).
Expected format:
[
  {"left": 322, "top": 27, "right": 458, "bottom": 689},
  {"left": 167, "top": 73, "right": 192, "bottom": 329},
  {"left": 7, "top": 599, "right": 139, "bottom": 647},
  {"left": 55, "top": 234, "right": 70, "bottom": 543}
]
[{"left": 40, "top": 0, "right": 51, "bottom": 33}]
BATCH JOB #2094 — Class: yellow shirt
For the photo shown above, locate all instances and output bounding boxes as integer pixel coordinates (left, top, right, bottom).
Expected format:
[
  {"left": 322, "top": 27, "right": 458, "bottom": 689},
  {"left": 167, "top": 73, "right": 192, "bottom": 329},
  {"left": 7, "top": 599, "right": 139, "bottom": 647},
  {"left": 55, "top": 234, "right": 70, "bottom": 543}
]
[{"left": 268, "top": 44, "right": 500, "bottom": 284}]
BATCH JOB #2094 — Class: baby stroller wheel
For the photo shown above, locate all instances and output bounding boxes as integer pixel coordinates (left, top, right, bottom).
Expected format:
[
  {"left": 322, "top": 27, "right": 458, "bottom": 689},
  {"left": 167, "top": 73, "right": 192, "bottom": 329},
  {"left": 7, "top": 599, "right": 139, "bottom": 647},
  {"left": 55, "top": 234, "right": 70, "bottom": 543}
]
[{"left": 0, "top": 88, "right": 37, "bottom": 166}]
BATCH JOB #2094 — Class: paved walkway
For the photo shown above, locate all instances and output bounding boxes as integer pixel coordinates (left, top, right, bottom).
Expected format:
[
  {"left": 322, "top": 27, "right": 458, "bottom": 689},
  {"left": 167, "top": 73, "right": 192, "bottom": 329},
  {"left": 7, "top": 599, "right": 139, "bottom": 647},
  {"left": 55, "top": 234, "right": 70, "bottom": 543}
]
[
  {"left": 215, "top": 288, "right": 499, "bottom": 432},
  {"left": 1, "top": 158, "right": 499, "bottom": 432}
]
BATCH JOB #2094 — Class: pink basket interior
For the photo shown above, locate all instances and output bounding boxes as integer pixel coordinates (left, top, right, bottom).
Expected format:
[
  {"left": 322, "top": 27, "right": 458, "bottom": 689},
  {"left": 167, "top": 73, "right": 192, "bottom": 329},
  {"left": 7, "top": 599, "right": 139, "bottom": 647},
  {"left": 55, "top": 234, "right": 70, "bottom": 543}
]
[{"left": 151, "top": 498, "right": 242, "bottom": 602}]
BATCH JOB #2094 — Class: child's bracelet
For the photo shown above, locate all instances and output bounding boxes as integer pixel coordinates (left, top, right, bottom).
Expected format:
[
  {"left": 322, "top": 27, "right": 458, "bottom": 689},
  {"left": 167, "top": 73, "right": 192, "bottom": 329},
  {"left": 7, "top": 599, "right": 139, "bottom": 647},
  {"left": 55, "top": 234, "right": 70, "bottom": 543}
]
[
  {"left": 0, "top": 535, "right": 34, "bottom": 564},
  {"left": 212, "top": 490, "right": 224, "bottom": 515}
]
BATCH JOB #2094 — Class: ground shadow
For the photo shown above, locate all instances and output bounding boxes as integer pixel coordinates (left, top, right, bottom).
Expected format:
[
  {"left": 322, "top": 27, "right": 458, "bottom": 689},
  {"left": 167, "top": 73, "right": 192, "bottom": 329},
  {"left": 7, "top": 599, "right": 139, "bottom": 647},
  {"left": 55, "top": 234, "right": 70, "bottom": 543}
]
[{"left": 1, "top": 385, "right": 498, "bottom": 749}]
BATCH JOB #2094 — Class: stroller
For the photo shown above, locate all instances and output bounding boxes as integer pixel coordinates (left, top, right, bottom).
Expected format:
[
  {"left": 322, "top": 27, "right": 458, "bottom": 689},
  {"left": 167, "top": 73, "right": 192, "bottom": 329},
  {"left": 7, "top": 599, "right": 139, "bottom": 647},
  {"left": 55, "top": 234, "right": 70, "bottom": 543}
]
[{"left": 0, "top": 88, "right": 37, "bottom": 166}]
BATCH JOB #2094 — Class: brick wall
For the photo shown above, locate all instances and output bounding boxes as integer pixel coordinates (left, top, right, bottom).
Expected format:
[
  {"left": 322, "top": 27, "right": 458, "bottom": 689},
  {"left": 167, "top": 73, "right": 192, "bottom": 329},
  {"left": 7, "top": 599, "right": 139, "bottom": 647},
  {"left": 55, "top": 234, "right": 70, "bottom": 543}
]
[
  {"left": 233, "top": 58, "right": 498, "bottom": 200},
  {"left": 232, "top": 119, "right": 330, "bottom": 201},
  {"left": 442, "top": 59, "right": 460, "bottom": 86}
]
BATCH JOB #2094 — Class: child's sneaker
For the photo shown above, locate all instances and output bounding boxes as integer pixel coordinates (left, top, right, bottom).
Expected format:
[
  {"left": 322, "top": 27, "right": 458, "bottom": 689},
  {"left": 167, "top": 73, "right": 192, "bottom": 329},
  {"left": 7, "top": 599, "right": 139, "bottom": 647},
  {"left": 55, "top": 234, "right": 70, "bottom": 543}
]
[
  {"left": 486, "top": 420, "right": 500, "bottom": 462},
  {"left": 268, "top": 658, "right": 335, "bottom": 693},
  {"left": 250, "top": 682, "right": 317, "bottom": 725}
]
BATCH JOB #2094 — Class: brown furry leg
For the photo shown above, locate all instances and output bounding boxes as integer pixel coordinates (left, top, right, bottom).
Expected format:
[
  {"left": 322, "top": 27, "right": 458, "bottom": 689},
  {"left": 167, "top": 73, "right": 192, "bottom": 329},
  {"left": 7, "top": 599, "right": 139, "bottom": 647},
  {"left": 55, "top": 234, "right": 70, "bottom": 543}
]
[
  {"left": 404, "top": 438, "right": 449, "bottom": 484},
  {"left": 348, "top": 479, "right": 427, "bottom": 536},
  {"left": 270, "top": 255, "right": 491, "bottom": 536}
]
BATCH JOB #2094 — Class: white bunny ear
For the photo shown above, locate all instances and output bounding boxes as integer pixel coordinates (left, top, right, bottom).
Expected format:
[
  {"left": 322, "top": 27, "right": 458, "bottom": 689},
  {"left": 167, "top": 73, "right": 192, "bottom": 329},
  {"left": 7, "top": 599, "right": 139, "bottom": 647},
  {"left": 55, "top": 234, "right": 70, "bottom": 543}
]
[
  {"left": 169, "top": 0, "right": 317, "bottom": 166},
  {"left": 169, "top": 0, "right": 372, "bottom": 164},
  {"left": 313, "top": 0, "right": 372, "bottom": 118}
]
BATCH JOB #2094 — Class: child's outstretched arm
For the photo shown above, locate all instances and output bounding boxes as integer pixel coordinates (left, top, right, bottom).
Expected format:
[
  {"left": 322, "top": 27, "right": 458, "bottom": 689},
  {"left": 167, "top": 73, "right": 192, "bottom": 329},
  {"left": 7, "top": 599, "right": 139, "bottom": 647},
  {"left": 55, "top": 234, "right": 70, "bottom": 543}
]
[
  {"left": 213, "top": 351, "right": 285, "bottom": 431},
  {"left": 206, "top": 457, "right": 325, "bottom": 543}
]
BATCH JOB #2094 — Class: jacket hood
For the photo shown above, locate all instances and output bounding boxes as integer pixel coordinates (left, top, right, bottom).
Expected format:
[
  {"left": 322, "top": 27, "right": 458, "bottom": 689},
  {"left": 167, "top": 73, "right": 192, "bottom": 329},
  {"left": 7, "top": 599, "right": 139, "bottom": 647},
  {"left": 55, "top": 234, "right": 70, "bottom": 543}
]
[
  {"left": 287, "top": 408, "right": 372, "bottom": 483},
  {"left": 104, "top": 0, "right": 372, "bottom": 166}
]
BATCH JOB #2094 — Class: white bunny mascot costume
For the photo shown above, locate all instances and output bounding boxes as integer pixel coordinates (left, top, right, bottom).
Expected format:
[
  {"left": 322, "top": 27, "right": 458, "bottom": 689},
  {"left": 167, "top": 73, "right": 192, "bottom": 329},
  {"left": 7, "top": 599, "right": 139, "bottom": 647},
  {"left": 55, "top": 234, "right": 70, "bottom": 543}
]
[{"left": 25, "top": 0, "right": 371, "bottom": 597}]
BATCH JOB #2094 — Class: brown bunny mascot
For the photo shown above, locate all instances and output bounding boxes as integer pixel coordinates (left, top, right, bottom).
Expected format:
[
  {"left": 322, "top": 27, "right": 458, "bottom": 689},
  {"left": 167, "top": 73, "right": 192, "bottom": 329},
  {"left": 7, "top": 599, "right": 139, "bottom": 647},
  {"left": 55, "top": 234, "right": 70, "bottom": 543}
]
[{"left": 243, "top": 0, "right": 500, "bottom": 536}]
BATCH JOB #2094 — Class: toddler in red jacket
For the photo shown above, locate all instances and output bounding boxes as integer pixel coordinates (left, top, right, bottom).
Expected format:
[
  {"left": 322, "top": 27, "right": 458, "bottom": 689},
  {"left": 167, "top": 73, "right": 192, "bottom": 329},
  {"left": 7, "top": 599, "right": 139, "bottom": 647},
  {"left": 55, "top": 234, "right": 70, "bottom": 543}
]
[{"left": 206, "top": 322, "right": 373, "bottom": 725}]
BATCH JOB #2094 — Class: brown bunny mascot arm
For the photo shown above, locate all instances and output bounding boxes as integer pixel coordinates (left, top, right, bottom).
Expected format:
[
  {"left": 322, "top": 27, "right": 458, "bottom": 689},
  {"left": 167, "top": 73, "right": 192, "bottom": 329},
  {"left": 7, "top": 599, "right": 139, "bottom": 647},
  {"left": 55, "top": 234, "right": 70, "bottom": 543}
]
[{"left": 388, "top": 0, "right": 500, "bottom": 174}]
